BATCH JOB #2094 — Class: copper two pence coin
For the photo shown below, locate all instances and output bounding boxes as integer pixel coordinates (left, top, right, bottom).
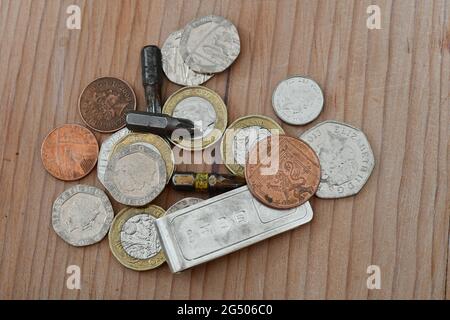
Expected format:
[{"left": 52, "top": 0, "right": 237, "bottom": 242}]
[
  {"left": 245, "top": 135, "right": 321, "bottom": 209},
  {"left": 41, "top": 124, "right": 99, "bottom": 181},
  {"left": 78, "top": 77, "right": 136, "bottom": 133}
]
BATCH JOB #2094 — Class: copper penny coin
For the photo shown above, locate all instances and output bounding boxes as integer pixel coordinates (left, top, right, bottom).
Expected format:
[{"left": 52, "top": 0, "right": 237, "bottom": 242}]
[
  {"left": 41, "top": 124, "right": 99, "bottom": 181},
  {"left": 78, "top": 77, "right": 136, "bottom": 133},
  {"left": 245, "top": 135, "right": 321, "bottom": 209}
]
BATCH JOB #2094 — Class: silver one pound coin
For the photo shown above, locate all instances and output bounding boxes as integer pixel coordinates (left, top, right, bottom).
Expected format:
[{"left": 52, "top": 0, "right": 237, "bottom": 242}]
[
  {"left": 52, "top": 185, "right": 114, "bottom": 247},
  {"left": 162, "top": 29, "right": 213, "bottom": 86},
  {"left": 272, "top": 76, "right": 324, "bottom": 125},
  {"left": 180, "top": 15, "right": 241, "bottom": 74},
  {"left": 300, "top": 120, "right": 375, "bottom": 198},
  {"left": 104, "top": 144, "right": 166, "bottom": 206}
]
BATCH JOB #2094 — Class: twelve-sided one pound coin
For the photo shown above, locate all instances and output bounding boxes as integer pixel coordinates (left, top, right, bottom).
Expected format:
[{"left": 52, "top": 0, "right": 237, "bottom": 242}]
[
  {"left": 163, "top": 86, "right": 227, "bottom": 150},
  {"left": 109, "top": 205, "right": 166, "bottom": 271},
  {"left": 52, "top": 185, "right": 114, "bottom": 247}
]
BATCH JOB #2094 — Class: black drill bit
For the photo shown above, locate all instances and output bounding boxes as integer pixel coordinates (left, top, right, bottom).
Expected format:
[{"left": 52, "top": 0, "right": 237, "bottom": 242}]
[{"left": 126, "top": 45, "right": 195, "bottom": 136}]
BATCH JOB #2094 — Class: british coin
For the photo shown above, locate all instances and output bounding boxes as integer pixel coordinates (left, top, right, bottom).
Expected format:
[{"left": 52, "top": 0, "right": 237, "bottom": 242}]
[
  {"left": 79, "top": 77, "right": 137, "bottom": 133},
  {"left": 104, "top": 144, "right": 166, "bottom": 206},
  {"left": 179, "top": 15, "right": 241, "bottom": 74},
  {"left": 162, "top": 29, "right": 214, "bottom": 86},
  {"left": 111, "top": 133, "right": 175, "bottom": 183},
  {"left": 272, "top": 76, "right": 324, "bottom": 125},
  {"left": 300, "top": 120, "right": 375, "bottom": 198},
  {"left": 162, "top": 86, "right": 227, "bottom": 150},
  {"left": 166, "top": 197, "right": 203, "bottom": 215},
  {"left": 221, "top": 115, "right": 285, "bottom": 177},
  {"left": 52, "top": 185, "right": 114, "bottom": 247},
  {"left": 245, "top": 135, "right": 321, "bottom": 209},
  {"left": 109, "top": 205, "right": 166, "bottom": 270},
  {"left": 97, "top": 128, "right": 130, "bottom": 185},
  {"left": 41, "top": 124, "right": 98, "bottom": 181},
  {"left": 156, "top": 186, "right": 313, "bottom": 273}
]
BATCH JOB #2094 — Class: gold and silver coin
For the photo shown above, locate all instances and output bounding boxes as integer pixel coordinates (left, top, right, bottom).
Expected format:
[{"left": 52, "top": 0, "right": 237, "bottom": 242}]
[
  {"left": 111, "top": 133, "right": 175, "bottom": 183},
  {"left": 109, "top": 205, "right": 166, "bottom": 271},
  {"left": 166, "top": 197, "right": 203, "bottom": 215},
  {"left": 162, "top": 86, "right": 227, "bottom": 150},
  {"left": 52, "top": 185, "right": 114, "bottom": 247},
  {"left": 272, "top": 75, "right": 324, "bottom": 125},
  {"left": 180, "top": 15, "right": 241, "bottom": 74},
  {"left": 104, "top": 144, "right": 166, "bottom": 206},
  {"left": 162, "top": 29, "right": 213, "bottom": 86},
  {"left": 300, "top": 120, "right": 375, "bottom": 198},
  {"left": 221, "top": 115, "right": 284, "bottom": 177}
]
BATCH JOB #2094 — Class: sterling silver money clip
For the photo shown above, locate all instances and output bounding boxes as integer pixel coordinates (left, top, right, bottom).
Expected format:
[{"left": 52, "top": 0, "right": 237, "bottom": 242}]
[{"left": 155, "top": 186, "right": 313, "bottom": 273}]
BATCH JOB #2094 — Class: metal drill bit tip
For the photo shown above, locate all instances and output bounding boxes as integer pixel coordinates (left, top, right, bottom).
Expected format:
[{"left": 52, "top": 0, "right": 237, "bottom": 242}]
[{"left": 126, "top": 111, "right": 196, "bottom": 136}]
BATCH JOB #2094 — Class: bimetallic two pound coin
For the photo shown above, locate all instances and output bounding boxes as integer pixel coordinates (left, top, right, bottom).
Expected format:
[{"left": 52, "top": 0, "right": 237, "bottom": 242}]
[
  {"left": 111, "top": 133, "right": 175, "bottom": 183},
  {"left": 272, "top": 76, "right": 324, "bottom": 125},
  {"left": 180, "top": 15, "right": 240, "bottom": 74},
  {"left": 104, "top": 144, "right": 166, "bottom": 206},
  {"left": 52, "top": 185, "right": 114, "bottom": 247},
  {"left": 162, "top": 29, "right": 213, "bottom": 86},
  {"left": 79, "top": 77, "right": 136, "bottom": 133},
  {"left": 221, "top": 115, "right": 285, "bottom": 177},
  {"left": 41, "top": 124, "right": 98, "bottom": 181},
  {"left": 163, "top": 86, "right": 227, "bottom": 150},
  {"left": 300, "top": 120, "right": 375, "bottom": 198},
  {"left": 245, "top": 135, "right": 321, "bottom": 209},
  {"left": 109, "top": 205, "right": 166, "bottom": 271}
]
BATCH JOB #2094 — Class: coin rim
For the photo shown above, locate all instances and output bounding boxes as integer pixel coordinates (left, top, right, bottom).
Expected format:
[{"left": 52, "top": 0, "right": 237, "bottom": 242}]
[
  {"left": 52, "top": 184, "right": 114, "bottom": 247},
  {"left": 78, "top": 77, "right": 137, "bottom": 133},
  {"left": 162, "top": 86, "right": 228, "bottom": 150},
  {"left": 104, "top": 144, "right": 167, "bottom": 206},
  {"left": 299, "top": 120, "right": 375, "bottom": 198},
  {"left": 244, "top": 135, "right": 321, "bottom": 209},
  {"left": 272, "top": 75, "right": 324, "bottom": 126},
  {"left": 166, "top": 197, "right": 204, "bottom": 215},
  {"left": 162, "top": 29, "right": 214, "bottom": 86},
  {"left": 111, "top": 132, "right": 175, "bottom": 184},
  {"left": 220, "top": 115, "right": 285, "bottom": 177},
  {"left": 108, "top": 205, "right": 166, "bottom": 271},
  {"left": 41, "top": 123, "right": 99, "bottom": 181},
  {"left": 179, "top": 15, "right": 240, "bottom": 74}
]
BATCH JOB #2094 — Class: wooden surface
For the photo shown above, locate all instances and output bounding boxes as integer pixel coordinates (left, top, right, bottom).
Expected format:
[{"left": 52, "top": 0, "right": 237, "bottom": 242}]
[{"left": 0, "top": 0, "right": 448, "bottom": 300}]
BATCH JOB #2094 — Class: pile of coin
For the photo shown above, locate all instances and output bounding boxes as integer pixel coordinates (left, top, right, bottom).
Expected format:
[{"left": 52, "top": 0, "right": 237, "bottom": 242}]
[{"left": 41, "top": 15, "right": 375, "bottom": 273}]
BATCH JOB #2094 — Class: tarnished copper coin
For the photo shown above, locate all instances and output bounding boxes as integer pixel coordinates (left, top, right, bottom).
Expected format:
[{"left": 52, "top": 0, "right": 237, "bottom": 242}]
[
  {"left": 245, "top": 135, "right": 320, "bottom": 209},
  {"left": 41, "top": 124, "right": 99, "bottom": 181},
  {"left": 78, "top": 77, "right": 136, "bottom": 133}
]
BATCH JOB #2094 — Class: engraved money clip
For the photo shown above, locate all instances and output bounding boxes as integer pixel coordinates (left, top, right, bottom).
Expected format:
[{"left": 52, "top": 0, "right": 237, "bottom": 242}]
[{"left": 155, "top": 186, "right": 313, "bottom": 273}]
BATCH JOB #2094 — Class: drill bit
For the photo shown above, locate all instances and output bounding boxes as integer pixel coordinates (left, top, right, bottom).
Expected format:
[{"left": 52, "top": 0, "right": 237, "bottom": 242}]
[{"left": 126, "top": 45, "right": 195, "bottom": 136}]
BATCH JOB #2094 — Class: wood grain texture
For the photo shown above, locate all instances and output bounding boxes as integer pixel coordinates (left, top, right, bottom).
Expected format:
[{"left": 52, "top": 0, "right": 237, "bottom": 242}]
[{"left": 0, "top": 0, "right": 448, "bottom": 300}]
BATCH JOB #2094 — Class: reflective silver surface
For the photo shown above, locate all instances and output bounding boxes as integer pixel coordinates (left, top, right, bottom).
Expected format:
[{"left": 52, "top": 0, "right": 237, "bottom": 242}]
[
  {"left": 155, "top": 186, "right": 313, "bottom": 272},
  {"left": 300, "top": 120, "right": 375, "bottom": 198},
  {"left": 272, "top": 76, "right": 324, "bottom": 125},
  {"left": 104, "top": 144, "right": 166, "bottom": 206},
  {"left": 52, "top": 185, "right": 114, "bottom": 247},
  {"left": 180, "top": 15, "right": 240, "bottom": 74},
  {"left": 162, "top": 29, "right": 213, "bottom": 86}
]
